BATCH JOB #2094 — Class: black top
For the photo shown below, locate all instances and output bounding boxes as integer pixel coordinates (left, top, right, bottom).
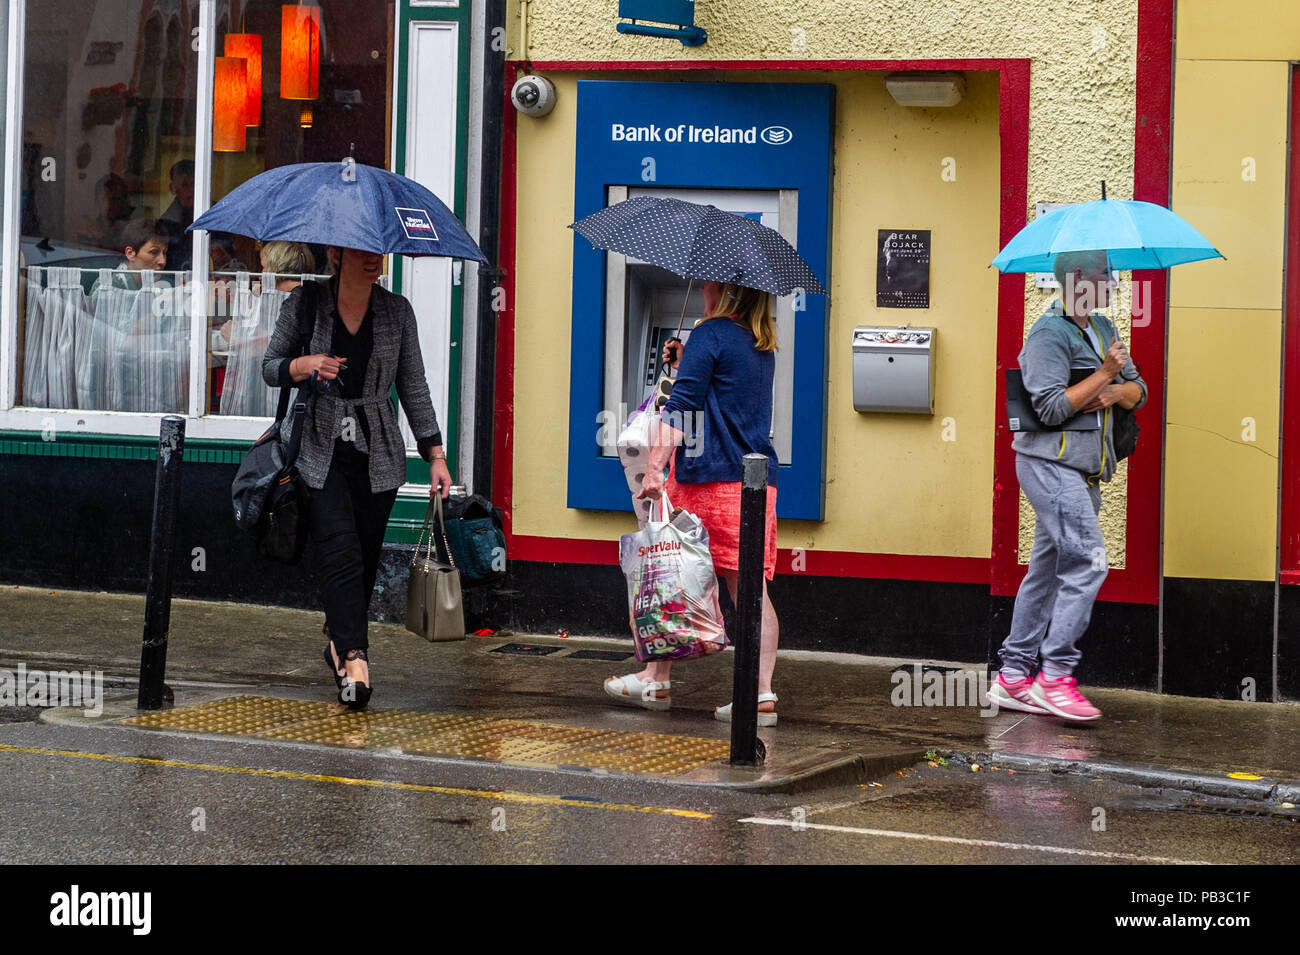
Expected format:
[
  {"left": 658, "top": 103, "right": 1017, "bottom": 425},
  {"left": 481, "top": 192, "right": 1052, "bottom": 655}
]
[
  {"left": 329, "top": 283, "right": 376, "bottom": 446},
  {"left": 330, "top": 304, "right": 374, "bottom": 400}
]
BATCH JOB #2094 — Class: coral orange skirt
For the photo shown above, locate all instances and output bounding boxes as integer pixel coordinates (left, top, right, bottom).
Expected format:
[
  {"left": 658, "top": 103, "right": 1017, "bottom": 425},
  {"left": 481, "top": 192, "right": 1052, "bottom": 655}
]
[{"left": 666, "top": 461, "right": 778, "bottom": 580}]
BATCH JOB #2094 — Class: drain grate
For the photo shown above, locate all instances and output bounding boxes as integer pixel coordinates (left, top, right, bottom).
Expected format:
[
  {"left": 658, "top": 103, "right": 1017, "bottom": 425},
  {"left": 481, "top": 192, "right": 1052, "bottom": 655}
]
[
  {"left": 567, "top": 649, "right": 635, "bottom": 662},
  {"left": 490, "top": 643, "right": 563, "bottom": 656},
  {"left": 121, "top": 695, "right": 730, "bottom": 776},
  {"left": 891, "top": 663, "right": 963, "bottom": 675}
]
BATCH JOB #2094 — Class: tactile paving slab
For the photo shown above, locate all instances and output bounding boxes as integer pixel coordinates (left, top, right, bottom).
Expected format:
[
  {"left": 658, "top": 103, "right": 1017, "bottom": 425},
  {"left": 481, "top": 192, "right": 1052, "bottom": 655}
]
[{"left": 122, "top": 695, "right": 731, "bottom": 776}]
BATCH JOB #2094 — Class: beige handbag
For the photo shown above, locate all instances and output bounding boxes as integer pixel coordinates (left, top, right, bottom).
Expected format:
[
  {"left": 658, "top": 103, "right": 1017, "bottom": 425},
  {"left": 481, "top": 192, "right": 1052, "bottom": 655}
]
[{"left": 404, "top": 496, "right": 466, "bottom": 642}]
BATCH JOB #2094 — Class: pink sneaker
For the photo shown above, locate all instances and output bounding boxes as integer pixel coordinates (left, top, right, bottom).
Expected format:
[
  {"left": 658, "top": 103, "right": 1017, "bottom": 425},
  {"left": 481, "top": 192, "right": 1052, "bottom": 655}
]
[
  {"left": 985, "top": 673, "right": 1049, "bottom": 714},
  {"left": 1028, "top": 673, "right": 1101, "bottom": 722}
]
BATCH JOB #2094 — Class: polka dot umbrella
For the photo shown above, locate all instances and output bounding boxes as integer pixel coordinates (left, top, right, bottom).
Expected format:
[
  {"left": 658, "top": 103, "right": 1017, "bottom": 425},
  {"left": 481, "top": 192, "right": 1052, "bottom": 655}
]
[{"left": 570, "top": 196, "right": 826, "bottom": 296}]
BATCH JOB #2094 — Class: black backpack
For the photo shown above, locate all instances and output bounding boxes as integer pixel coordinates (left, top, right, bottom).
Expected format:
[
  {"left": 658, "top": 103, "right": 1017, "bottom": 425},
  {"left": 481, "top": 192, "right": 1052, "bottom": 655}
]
[{"left": 230, "top": 282, "right": 321, "bottom": 564}]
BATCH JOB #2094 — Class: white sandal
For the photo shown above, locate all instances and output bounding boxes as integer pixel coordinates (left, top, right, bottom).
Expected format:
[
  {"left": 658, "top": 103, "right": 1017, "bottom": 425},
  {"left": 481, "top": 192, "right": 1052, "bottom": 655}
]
[
  {"left": 715, "top": 692, "right": 778, "bottom": 727},
  {"left": 603, "top": 673, "right": 671, "bottom": 711}
]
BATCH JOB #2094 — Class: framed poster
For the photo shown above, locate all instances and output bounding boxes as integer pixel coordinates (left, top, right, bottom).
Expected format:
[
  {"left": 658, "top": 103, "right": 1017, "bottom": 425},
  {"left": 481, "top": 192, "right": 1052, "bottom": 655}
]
[{"left": 877, "top": 229, "right": 931, "bottom": 308}]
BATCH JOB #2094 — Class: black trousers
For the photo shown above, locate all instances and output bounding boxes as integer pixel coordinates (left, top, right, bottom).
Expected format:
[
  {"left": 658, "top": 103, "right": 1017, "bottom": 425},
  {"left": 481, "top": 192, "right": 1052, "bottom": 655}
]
[{"left": 309, "top": 440, "right": 398, "bottom": 655}]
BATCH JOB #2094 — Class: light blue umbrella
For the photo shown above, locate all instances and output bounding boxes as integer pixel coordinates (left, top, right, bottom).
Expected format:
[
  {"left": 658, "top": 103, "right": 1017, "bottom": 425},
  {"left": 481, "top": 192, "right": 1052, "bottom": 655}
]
[{"left": 992, "top": 189, "right": 1224, "bottom": 273}]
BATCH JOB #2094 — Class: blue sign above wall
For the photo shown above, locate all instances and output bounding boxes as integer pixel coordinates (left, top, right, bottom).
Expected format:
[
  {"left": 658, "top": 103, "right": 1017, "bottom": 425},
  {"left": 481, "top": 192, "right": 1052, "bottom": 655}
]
[
  {"left": 569, "top": 80, "right": 835, "bottom": 520},
  {"left": 617, "top": 1, "right": 707, "bottom": 45}
]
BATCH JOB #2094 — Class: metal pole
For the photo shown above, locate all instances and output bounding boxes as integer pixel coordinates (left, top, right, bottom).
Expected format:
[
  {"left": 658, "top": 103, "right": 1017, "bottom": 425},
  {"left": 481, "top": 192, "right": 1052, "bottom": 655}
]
[
  {"left": 138, "top": 416, "right": 185, "bottom": 710},
  {"left": 730, "top": 453, "right": 768, "bottom": 766}
]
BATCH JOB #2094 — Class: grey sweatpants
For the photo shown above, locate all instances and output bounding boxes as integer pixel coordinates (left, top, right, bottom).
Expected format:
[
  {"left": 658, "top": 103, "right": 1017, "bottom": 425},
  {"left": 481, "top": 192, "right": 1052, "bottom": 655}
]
[{"left": 998, "top": 453, "right": 1106, "bottom": 680}]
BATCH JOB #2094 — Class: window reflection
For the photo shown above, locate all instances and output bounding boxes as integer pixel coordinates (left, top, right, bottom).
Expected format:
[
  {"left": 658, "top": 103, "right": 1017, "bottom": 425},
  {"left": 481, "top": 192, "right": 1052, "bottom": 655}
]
[
  {"left": 17, "top": 0, "right": 199, "bottom": 413},
  {"left": 14, "top": 0, "right": 393, "bottom": 418}
]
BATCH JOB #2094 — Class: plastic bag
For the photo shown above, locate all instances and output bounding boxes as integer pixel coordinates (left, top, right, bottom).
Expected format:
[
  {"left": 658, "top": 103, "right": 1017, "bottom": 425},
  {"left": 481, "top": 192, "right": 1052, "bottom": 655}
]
[
  {"left": 619, "top": 491, "right": 727, "bottom": 662},
  {"left": 617, "top": 394, "right": 657, "bottom": 528}
]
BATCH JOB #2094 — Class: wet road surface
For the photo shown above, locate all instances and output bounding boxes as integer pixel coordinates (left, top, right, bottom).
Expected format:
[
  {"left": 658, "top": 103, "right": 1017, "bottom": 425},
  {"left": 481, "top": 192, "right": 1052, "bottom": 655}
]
[{"left": 2, "top": 714, "right": 1296, "bottom": 865}]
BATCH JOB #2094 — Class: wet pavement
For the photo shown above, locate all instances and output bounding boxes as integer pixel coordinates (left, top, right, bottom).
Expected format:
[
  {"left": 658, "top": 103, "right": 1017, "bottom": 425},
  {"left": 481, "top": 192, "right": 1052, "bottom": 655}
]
[
  {"left": 2, "top": 587, "right": 1297, "bottom": 785},
  {"left": 1, "top": 586, "right": 1299, "bottom": 863}
]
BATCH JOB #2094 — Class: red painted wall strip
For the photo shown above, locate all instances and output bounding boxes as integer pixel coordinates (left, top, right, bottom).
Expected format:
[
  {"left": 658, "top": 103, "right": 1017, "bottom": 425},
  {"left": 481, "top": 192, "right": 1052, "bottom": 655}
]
[
  {"left": 511, "top": 533, "right": 990, "bottom": 584},
  {"left": 1120, "top": 0, "right": 1174, "bottom": 605},
  {"left": 528, "top": 58, "right": 1019, "bottom": 73},
  {"left": 1279, "top": 66, "right": 1300, "bottom": 575},
  {"left": 989, "top": 61, "right": 1033, "bottom": 600}
]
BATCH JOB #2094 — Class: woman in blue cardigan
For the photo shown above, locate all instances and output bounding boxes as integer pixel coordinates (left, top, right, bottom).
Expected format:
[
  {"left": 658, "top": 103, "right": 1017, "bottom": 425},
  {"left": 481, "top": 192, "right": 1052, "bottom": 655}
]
[{"left": 604, "top": 280, "right": 782, "bottom": 725}]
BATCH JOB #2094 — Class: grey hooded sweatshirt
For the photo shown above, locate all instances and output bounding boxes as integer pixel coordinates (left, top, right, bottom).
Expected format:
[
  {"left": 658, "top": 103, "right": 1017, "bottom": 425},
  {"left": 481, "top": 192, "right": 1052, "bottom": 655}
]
[{"left": 1011, "top": 302, "right": 1147, "bottom": 484}]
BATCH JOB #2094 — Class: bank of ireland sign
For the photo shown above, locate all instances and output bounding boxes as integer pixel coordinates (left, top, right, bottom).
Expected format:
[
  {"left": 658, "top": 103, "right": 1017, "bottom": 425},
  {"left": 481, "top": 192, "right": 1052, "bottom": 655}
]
[
  {"left": 609, "top": 122, "right": 795, "bottom": 146},
  {"left": 578, "top": 80, "right": 831, "bottom": 186}
]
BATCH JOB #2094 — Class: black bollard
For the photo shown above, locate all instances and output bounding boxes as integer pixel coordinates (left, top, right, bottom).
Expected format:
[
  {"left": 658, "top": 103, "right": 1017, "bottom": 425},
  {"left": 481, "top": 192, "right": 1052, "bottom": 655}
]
[
  {"left": 729, "top": 453, "right": 768, "bottom": 766},
  {"left": 138, "top": 415, "right": 185, "bottom": 710}
]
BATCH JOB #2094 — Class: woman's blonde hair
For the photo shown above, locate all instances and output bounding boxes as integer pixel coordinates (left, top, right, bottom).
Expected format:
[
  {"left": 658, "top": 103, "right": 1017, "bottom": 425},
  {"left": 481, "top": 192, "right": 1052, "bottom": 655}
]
[
  {"left": 701, "top": 282, "right": 778, "bottom": 351},
  {"left": 260, "top": 241, "right": 315, "bottom": 277}
]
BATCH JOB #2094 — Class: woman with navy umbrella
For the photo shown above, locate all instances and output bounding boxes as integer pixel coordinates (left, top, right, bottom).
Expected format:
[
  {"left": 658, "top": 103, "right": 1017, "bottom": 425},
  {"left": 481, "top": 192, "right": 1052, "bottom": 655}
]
[
  {"left": 603, "top": 279, "right": 782, "bottom": 725},
  {"left": 262, "top": 247, "right": 452, "bottom": 710}
]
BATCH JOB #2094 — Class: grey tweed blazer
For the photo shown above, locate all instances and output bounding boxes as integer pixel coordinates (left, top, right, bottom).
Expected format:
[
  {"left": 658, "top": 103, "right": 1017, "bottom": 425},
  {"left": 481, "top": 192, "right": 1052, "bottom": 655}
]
[{"left": 261, "top": 279, "right": 442, "bottom": 493}]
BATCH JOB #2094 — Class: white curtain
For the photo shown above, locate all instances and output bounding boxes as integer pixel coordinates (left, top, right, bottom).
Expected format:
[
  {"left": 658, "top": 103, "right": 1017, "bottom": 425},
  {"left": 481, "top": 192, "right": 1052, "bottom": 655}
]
[
  {"left": 86, "top": 269, "right": 130, "bottom": 411},
  {"left": 221, "top": 272, "right": 287, "bottom": 417},
  {"left": 22, "top": 266, "right": 88, "bottom": 409},
  {"left": 44, "top": 267, "right": 87, "bottom": 409},
  {"left": 91, "top": 270, "right": 188, "bottom": 413},
  {"left": 21, "top": 268, "right": 49, "bottom": 407}
]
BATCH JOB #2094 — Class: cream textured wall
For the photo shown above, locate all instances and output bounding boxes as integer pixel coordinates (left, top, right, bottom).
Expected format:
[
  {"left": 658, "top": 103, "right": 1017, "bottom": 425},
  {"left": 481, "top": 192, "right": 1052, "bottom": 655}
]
[
  {"left": 1164, "top": 4, "right": 1298, "bottom": 580},
  {"left": 508, "top": 0, "right": 1142, "bottom": 562}
]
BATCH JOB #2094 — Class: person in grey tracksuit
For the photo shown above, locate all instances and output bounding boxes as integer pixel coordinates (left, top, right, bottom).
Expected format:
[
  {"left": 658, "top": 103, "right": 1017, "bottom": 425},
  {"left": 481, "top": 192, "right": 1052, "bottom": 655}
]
[{"left": 989, "top": 250, "right": 1147, "bottom": 721}]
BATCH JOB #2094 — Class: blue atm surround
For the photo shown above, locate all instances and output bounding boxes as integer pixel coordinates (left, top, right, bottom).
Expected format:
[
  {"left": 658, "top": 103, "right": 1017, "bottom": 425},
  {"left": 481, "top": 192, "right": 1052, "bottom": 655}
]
[{"left": 568, "top": 80, "right": 834, "bottom": 520}]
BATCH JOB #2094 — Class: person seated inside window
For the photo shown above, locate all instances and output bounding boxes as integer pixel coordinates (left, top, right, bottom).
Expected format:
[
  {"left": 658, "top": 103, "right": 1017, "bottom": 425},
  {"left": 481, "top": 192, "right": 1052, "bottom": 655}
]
[{"left": 89, "top": 218, "right": 170, "bottom": 293}]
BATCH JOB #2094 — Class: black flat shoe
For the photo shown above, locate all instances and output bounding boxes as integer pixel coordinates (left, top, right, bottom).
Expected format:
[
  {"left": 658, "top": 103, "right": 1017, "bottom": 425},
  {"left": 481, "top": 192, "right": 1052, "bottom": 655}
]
[
  {"left": 322, "top": 642, "right": 344, "bottom": 692},
  {"left": 338, "top": 648, "right": 372, "bottom": 710}
]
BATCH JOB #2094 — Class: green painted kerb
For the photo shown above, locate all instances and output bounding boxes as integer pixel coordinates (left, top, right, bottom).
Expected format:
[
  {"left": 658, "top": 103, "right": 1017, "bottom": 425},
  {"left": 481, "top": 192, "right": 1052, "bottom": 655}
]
[{"left": 0, "top": 431, "right": 250, "bottom": 464}]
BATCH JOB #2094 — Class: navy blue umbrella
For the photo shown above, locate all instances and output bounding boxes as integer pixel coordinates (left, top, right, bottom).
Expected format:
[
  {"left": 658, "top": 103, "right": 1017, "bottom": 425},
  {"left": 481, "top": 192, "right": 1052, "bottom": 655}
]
[
  {"left": 570, "top": 196, "right": 826, "bottom": 296},
  {"left": 189, "top": 161, "right": 486, "bottom": 261}
]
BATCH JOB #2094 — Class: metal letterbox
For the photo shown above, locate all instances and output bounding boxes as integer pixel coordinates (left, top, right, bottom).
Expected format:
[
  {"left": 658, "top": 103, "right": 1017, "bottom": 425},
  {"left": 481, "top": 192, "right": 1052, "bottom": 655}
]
[{"left": 851, "top": 326, "right": 936, "bottom": 414}]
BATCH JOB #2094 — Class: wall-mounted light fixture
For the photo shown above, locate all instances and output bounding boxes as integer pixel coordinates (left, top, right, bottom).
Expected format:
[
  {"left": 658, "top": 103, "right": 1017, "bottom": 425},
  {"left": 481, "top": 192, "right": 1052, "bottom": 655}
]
[
  {"left": 884, "top": 71, "right": 966, "bottom": 108},
  {"left": 616, "top": 0, "right": 706, "bottom": 47}
]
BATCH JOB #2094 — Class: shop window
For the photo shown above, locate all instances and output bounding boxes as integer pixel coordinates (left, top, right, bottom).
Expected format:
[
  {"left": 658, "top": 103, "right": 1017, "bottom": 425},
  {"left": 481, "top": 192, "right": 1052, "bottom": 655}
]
[
  {"left": 16, "top": 0, "right": 200, "bottom": 414},
  {"left": 10, "top": 0, "right": 393, "bottom": 422}
]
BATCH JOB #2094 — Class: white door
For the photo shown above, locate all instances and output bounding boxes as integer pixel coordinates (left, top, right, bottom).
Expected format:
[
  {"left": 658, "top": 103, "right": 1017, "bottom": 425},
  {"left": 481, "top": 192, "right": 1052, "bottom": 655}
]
[{"left": 399, "top": 19, "right": 459, "bottom": 453}]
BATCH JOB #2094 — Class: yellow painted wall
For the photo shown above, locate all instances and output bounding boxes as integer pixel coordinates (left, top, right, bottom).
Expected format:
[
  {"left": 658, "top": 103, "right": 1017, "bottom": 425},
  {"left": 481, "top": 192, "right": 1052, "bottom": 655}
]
[
  {"left": 508, "top": 0, "right": 1142, "bottom": 561},
  {"left": 1165, "top": 8, "right": 1295, "bottom": 580}
]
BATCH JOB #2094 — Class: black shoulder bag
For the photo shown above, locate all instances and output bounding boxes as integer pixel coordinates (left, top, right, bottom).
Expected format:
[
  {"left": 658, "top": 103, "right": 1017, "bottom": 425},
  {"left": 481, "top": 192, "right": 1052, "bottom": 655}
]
[
  {"left": 231, "top": 281, "right": 321, "bottom": 564},
  {"left": 1112, "top": 373, "right": 1141, "bottom": 461},
  {"left": 1064, "top": 313, "right": 1141, "bottom": 462}
]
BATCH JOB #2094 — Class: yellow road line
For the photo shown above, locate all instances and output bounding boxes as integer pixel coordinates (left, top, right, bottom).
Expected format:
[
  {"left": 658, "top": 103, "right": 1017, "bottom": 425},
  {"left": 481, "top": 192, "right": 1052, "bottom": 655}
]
[{"left": 0, "top": 743, "right": 713, "bottom": 820}]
